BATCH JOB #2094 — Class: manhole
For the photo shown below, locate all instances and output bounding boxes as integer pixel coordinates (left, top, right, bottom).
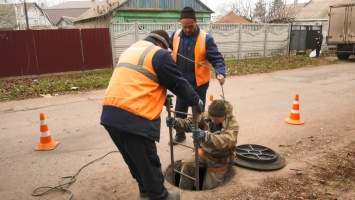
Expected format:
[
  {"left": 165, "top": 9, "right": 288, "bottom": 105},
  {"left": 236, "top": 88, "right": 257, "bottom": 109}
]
[
  {"left": 164, "top": 160, "right": 235, "bottom": 191},
  {"left": 234, "top": 144, "right": 286, "bottom": 171}
]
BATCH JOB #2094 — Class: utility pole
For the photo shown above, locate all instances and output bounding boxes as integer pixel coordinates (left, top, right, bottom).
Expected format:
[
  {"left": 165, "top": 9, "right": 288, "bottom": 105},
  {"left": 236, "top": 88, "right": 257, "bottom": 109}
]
[{"left": 24, "top": 0, "right": 30, "bottom": 30}]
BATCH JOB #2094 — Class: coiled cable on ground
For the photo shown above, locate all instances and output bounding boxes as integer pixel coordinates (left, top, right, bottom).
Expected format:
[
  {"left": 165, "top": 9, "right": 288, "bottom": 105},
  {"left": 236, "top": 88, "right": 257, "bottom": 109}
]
[{"left": 31, "top": 150, "right": 119, "bottom": 200}]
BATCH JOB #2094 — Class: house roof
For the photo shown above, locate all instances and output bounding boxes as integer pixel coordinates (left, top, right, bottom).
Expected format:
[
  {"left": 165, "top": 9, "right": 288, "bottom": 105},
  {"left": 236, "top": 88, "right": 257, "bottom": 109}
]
[
  {"left": 57, "top": 16, "right": 76, "bottom": 26},
  {"left": 74, "top": 0, "right": 213, "bottom": 22},
  {"left": 44, "top": 1, "right": 98, "bottom": 25},
  {"left": 45, "top": 1, "right": 98, "bottom": 9},
  {"left": 295, "top": 0, "right": 355, "bottom": 20},
  {"left": 75, "top": 0, "right": 125, "bottom": 22},
  {"left": 215, "top": 12, "right": 250, "bottom": 23}
]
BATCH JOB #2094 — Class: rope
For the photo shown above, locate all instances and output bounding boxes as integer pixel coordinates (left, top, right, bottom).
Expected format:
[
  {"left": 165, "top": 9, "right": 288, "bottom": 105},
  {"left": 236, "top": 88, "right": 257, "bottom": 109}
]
[
  {"left": 172, "top": 52, "right": 226, "bottom": 99},
  {"left": 32, "top": 150, "right": 119, "bottom": 200}
]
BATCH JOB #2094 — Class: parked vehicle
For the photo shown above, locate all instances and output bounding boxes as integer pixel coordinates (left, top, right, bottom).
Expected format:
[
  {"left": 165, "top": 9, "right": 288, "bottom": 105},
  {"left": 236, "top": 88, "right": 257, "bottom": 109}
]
[{"left": 326, "top": 3, "right": 355, "bottom": 60}]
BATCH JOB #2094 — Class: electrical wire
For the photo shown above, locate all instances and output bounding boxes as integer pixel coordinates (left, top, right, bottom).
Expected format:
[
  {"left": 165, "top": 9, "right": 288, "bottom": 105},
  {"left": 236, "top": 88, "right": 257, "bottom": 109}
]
[
  {"left": 31, "top": 150, "right": 119, "bottom": 200},
  {"left": 172, "top": 51, "right": 226, "bottom": 99}
]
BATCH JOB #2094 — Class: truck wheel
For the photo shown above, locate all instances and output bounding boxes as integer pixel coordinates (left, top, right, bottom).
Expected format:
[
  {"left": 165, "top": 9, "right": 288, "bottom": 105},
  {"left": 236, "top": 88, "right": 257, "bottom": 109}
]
[
  {"left": 343, "top": 53, "right": 350, "bottom": 60},
  {"left": 337, "top": 53, "right": 350, "bottom": 60}
]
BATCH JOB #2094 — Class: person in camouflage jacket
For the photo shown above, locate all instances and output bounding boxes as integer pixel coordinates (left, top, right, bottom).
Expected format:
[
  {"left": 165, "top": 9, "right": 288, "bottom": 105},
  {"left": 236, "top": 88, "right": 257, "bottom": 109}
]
[{"left": 166, "top": 99, "right": 239, "bottom": 190}]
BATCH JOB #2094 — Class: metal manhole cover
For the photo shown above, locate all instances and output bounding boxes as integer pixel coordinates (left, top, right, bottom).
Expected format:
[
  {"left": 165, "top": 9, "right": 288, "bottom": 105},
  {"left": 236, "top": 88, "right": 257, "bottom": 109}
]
[{"left": 234, "top": 144, "right": 286, "bottom": 171}]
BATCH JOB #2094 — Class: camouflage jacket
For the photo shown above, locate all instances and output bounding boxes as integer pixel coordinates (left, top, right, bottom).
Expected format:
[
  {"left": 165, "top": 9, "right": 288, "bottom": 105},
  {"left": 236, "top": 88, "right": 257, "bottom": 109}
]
[{"left": 173, "top": 100, "right": 239, "bottom": 158}]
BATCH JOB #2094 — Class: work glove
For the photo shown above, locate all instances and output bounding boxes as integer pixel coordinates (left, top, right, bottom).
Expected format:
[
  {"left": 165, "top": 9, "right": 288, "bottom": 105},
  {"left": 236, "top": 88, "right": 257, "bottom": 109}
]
[
  {"left": 197, "top": 99, "right": 204, "bottom": 114},
  {"left": 192, "top": 127, "right": 206, "bottom": 144},
  {"left": 166, "top": 117, "right": 175, "bottom": 128}
]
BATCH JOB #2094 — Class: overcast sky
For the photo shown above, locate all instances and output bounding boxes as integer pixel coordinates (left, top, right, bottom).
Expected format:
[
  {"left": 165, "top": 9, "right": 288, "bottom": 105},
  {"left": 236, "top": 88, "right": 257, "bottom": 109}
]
[
  {"left": 19, "top": 0, "right": 311, "bottom": 11},
  {"left": 202, "top": 0, "right": 311, "bottom": 12},
  {"left": 26, "top": 0, "right": 312, "bottom": 10}
]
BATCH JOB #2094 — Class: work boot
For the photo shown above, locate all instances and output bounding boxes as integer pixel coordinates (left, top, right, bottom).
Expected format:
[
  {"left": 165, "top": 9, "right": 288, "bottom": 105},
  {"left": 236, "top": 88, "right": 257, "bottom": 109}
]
[
  {"left": 139, "top": 192, "right": 148, "bottom": 198},
  {"left": 165, "top": 190, "right": 180, "bottom": 200},
  {"left": 173, "top": 132, "right": 186, "bottom": 143}
]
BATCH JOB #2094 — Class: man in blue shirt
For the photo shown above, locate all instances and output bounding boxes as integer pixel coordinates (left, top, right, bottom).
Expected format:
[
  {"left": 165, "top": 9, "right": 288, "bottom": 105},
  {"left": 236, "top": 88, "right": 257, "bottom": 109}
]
[{"left": 170, "top": 7, "right": 226, "bottom": 144}]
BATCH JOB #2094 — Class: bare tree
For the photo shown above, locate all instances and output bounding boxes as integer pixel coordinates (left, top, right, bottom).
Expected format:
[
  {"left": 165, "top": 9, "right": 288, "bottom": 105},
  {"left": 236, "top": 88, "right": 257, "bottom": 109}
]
[
  {"left": 270, "top": 0, "right": 284, "bottom": 15},
  {"left": 267, "top": 0, "right": 298, "bottom": 23},
  {"left": 253, "top": 0, "right": 267, "bottom": 23},
  {"left": 234, "top": 0, "right": 254, "bottom": 21},
  {"left": 213, "top": 0, "right": 254, "bottom": 21},
  {"left": 0, "top": 4, "right": 18, "bottom": 30},
  {"left": 213, "top": 2, "right": 234, "bottom": 21},
  {"left": 93, "top": 0, "right": 119, "bottom": 24}
]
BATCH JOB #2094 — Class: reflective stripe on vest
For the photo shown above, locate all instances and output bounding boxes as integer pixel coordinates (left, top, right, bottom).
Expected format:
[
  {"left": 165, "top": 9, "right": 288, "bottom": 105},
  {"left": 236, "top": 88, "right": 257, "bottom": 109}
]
[
  {"left": 172, "top": 29, "right": 211, "bottom": 87},
  {"left": 102, "top": 41, "right": 167, "bottom": 120}
]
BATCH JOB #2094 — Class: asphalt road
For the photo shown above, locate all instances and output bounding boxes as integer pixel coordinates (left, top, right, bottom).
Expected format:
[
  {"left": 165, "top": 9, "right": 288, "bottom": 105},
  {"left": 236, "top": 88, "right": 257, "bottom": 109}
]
[{"left": 0, "top": 60, "right": 354, "bottom": 200}]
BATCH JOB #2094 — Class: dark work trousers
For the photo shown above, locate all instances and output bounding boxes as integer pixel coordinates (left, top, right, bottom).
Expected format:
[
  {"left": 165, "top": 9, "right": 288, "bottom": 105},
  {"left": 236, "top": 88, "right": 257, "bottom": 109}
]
[
  {"left": 316, "top": 45, "right": 321, "bottom": 57},
  {"left": 175, "top": 86, "right": 207, "bottom": 120},
  {"left": 104, "top": 125, "right": 168, "bottom": 200}
]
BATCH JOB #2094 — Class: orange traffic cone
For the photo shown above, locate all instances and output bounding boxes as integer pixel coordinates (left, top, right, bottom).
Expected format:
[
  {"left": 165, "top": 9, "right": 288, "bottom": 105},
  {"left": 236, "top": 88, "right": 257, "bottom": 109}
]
[
  {"left": 285, "top": 94, "right": 304, "bottom": 125},
  {"left": 207, "top": 95, "right": 214, "bottom": 109},
  {"left": 35, "top": 113, "right": 59, "bottom": 151}
]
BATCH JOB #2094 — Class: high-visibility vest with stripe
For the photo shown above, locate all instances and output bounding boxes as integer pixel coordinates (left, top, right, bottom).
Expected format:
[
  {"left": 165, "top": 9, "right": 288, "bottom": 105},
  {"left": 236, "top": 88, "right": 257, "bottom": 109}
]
[
  {"left": 102, "top": 40, "right": 167, "bottom": 120},
  {"left": 172, "top": 29, "right": 211, "bottom": 87}
]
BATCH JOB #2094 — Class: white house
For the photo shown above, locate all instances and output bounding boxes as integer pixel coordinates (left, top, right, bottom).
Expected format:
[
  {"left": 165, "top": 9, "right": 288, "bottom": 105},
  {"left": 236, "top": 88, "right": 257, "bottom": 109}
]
[{"left": 0, "top": 2, "right": 54, "bottom": 30}]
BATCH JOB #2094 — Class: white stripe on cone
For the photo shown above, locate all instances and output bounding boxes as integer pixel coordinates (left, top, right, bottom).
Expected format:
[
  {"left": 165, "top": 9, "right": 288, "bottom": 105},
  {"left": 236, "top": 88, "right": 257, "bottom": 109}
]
[
  {"left": 41, "top": 130, "right": 50, "bottom": 137},
  {"left": 291, "top": 109, "right": 300, "bottom": 114}
]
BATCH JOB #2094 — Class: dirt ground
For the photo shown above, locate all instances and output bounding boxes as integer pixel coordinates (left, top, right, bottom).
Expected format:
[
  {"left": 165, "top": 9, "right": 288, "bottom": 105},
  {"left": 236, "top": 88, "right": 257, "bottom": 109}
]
[{"left": 0, "top": 59, "right": 354, "bottom": 200}]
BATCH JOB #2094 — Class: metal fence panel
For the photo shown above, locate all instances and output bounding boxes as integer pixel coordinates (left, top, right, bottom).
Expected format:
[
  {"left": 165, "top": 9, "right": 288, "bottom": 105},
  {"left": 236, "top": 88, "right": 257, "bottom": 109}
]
[
  {"left": 290, "top": 25, "right": 322, "bottom": 52},
  {"left": 33, "top": 29, "right": 83, "bottom": 74},
  {"left": 81, "top": 28, "right": 113, "bottom": 70},
  {"left": 0, "top": 30, "right": 38, "bottom": 77},
  {"left": 1, "top": 29, "right": 112, "bottom": 78}
]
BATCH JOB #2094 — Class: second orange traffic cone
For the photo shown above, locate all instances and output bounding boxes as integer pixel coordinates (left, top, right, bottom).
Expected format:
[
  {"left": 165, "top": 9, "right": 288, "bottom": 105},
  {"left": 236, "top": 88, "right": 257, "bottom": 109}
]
[
  {"left": 35, "top": 113, "right": 59, "bottom": 151},
  {"left": 207, "top": 95, "right": 214, "bottom": 109},
  {"left": 285, "top": 94, "right": 304, "bottom": 125}
]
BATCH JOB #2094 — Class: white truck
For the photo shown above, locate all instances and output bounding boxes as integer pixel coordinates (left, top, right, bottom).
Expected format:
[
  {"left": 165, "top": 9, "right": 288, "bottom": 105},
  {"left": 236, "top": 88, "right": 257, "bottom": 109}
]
[{"left": 327, "top": 3, "right": 355, "bottom": 60}]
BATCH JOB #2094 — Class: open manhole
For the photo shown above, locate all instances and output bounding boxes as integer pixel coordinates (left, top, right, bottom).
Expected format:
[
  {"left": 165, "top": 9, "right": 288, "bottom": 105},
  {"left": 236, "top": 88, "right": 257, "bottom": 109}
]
[
  {"left": 164, "top": 160, "right": 235, "bottom": 191},
  {"left": 234, "top": 144, "right": 286, "bottom": 171}
]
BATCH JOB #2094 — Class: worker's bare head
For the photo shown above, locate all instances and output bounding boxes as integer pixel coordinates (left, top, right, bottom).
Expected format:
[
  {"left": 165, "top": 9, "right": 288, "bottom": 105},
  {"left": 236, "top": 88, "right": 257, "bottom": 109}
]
[{"left": 180, "top": 7, "right": 197, "bottom": 36}]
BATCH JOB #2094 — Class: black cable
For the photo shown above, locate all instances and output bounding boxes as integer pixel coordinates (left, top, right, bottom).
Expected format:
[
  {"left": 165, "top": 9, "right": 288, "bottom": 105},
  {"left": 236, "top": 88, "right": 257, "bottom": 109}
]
[
  {"left": 32, "top": 150, "right": 119, "bottom": 200},
  {"left": 172, "top": 51, "right": 226, "bottom": 98}
]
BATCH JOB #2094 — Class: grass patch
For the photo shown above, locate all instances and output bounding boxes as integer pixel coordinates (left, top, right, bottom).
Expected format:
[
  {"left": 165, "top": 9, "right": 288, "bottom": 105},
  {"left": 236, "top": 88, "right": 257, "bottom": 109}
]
[
  {"left": 225, "top": 55, "right": 338, "bottom": 76},
  {"left": 0, "top": 69, "right": 113, "bottom": 101},
  {"left": 0, "top": 55, "right": 339, "bottom": 102}
]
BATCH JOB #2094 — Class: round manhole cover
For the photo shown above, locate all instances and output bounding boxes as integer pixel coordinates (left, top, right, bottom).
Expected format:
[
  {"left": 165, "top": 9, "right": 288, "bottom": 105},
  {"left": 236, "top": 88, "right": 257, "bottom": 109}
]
[{"left": 234, "top": 144, "right": 286, "bottom": 171}]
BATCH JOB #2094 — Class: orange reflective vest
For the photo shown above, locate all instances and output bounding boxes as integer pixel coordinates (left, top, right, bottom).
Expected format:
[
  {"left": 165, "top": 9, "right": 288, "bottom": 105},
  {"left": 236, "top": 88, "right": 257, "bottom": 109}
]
[
  {"left": 102, "top": 40, "right": 167, "bottom": 120},
  {"left": 172, "top": 29, "right": 211, "bottom": 87}
]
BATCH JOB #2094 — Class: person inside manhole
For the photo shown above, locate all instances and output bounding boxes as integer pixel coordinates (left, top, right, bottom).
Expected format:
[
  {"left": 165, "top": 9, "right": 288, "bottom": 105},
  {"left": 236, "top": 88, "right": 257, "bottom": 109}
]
[{"left": 166, "top": 99, "right": 239, "bottom": 190}]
